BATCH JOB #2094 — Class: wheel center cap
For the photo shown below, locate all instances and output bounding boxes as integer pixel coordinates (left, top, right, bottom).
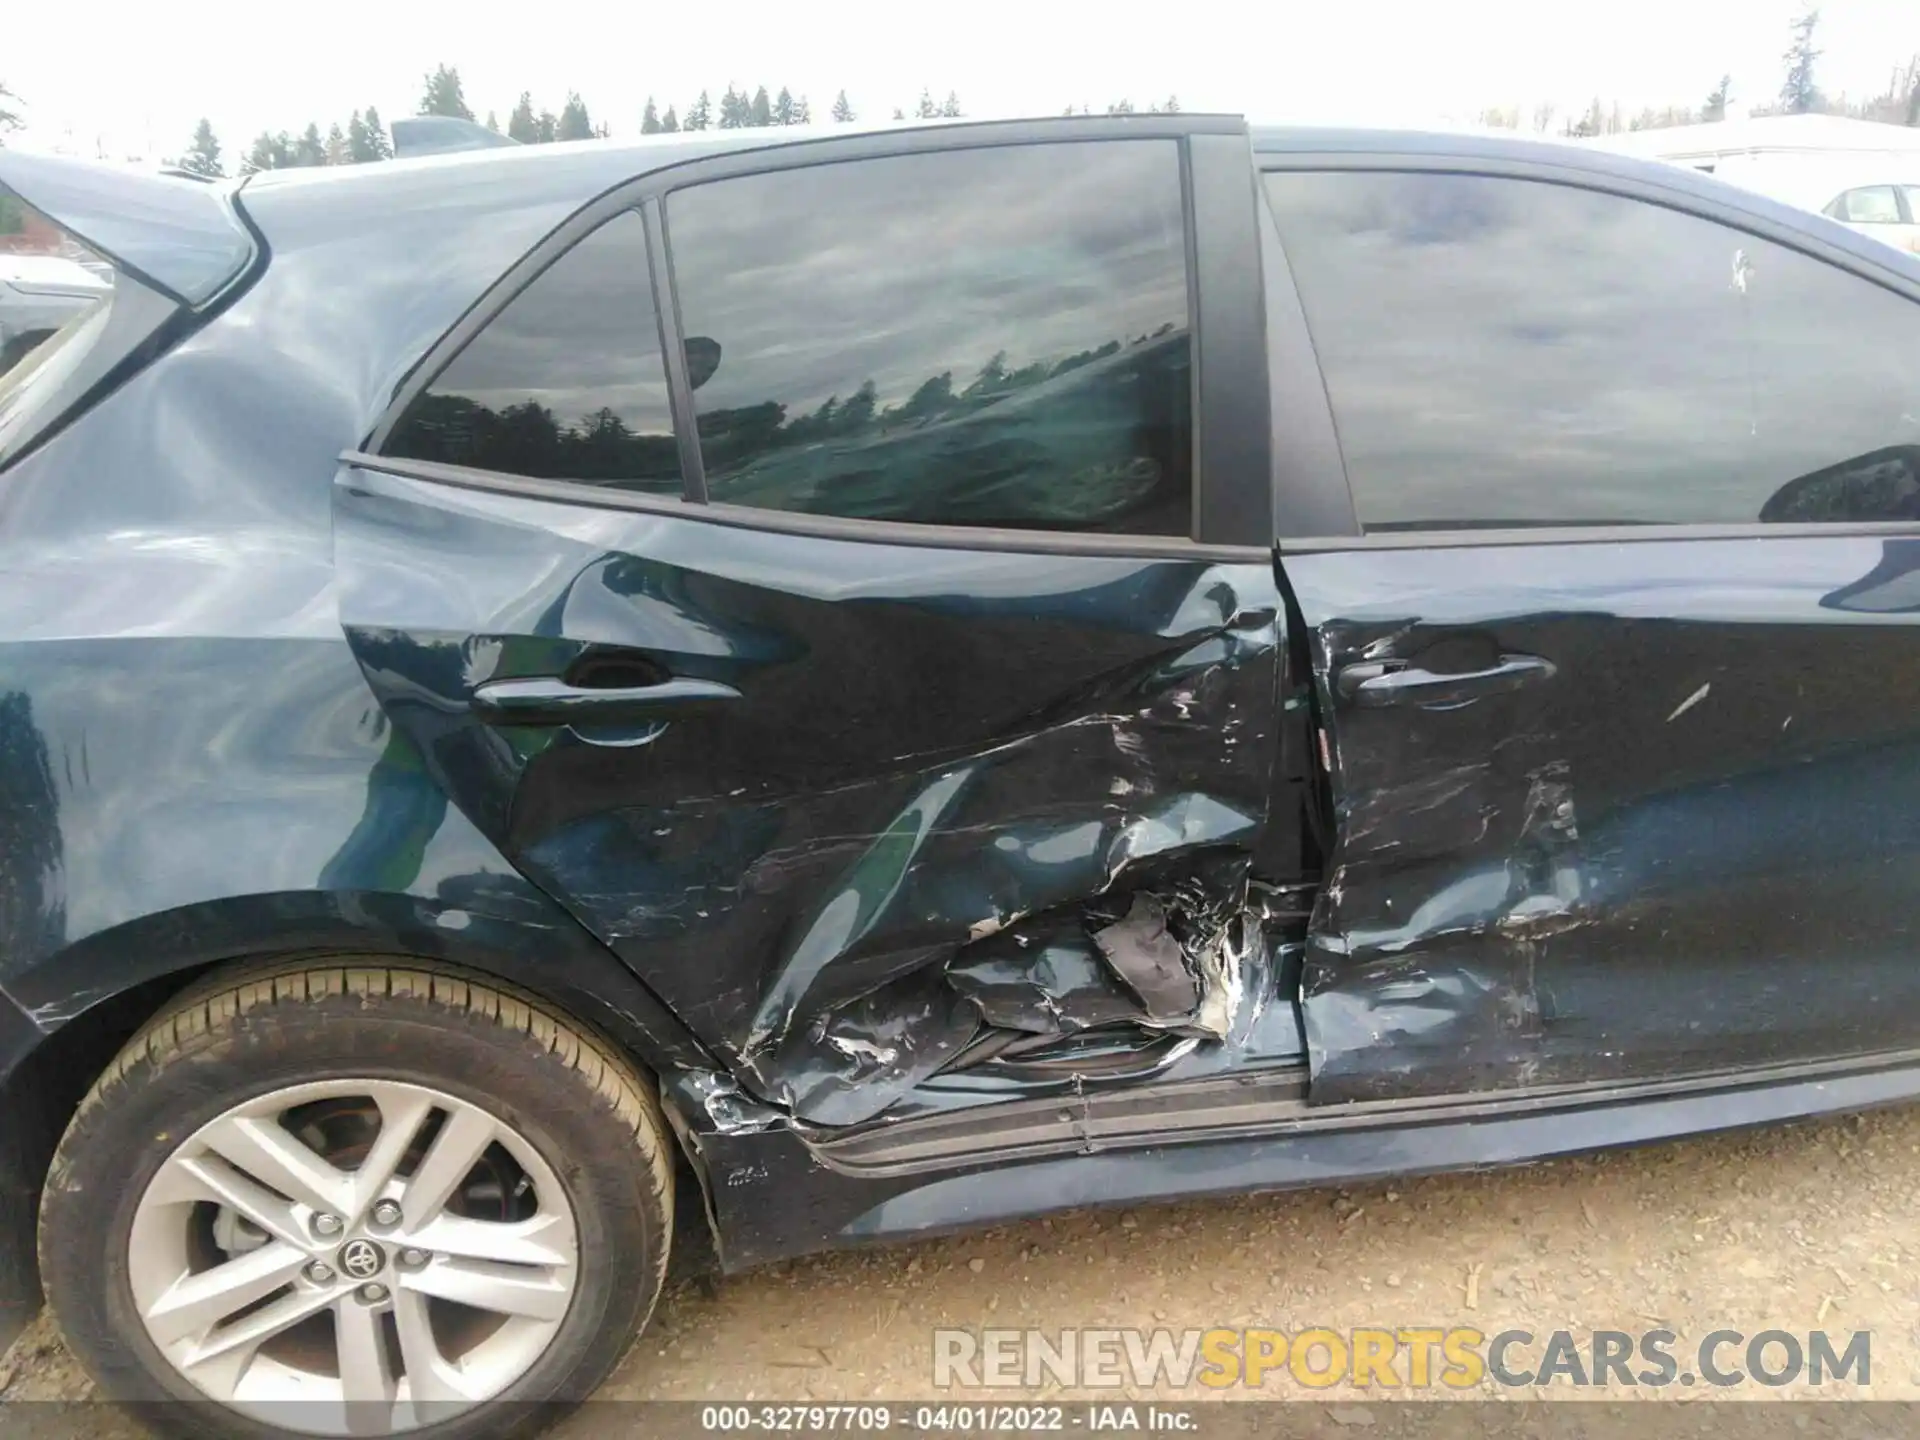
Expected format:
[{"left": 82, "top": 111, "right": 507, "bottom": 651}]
[{"left": 337, "top": 1238, "right": 387, "bottom": 1280}]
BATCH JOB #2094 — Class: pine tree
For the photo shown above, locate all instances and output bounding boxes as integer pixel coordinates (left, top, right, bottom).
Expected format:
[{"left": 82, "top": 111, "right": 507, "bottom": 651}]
[
  {"left": 293, "top": 122, "right": 327, "bottom": 166},
  {"left": 0, "top": 80, "right": 20, "bottom": 141},
  {"left": 940, "top": 91, "right": 962, "bottom": 117},
  {"left": 1780, "top": 8, "right": 1823, "bottom": 115},
  {"left": 535, "top": 110, "right": 558, "bottom": 143},
  {"left": 243, "top": 131, "right": 295, "bottom": 173},
  {"left": 915, "top": 89, "right": 939, "bottom": 119},
  {"left": 831, "top": 90, "right": 855, "bottom": 123},
  {"left": 557, "top": 91, "right": 594, "bottom": 141},
  {"left": 1163, "top": 95, "right": 1181, "bottom": 113},
  {"left": 661, "top": 105, "right": 680, "bottom": 132},
  {"left": 717, "top": 86, "right": 750, "bottom": 129},
  {"left": 180, "top": 118, "right": 224, "bottom": 177},
  {"left": 685, "top": 91, "right": 712, "bottom": 130},
  {"left": 641, "top": 97, "right": 662, "bottom": 134},
  {"left": 749, "top": 86, "right": 773, "bottom": 127},
  {"left": 773, "top": 87, "right": 797, "bottom": 126},
  {"left": 362, "top": 107, "right": 392, "bottom": 160},
  {"left": 508, "top": 92, "right": 539, "bottom": 143},
  {"left": 892, "top": 106, "right": 906, "bottom": 121},
  {"left": 1107, "top": 99, "right": 1134, "bottom": 114},
  {"left": 484, "top": 111, "right": 499, "bottom": 132},
  {"left": 1703, "top": 74, "right": 1733, "bottom": 122},
  {"left": 794, "top": 94, "right": 813, "bottom": 124},
  {"left": 418, "top": 64, "right": 474, "bottom": 120},
  {"left": 324, "top": 122, "right": 348, "bottom": 165}
]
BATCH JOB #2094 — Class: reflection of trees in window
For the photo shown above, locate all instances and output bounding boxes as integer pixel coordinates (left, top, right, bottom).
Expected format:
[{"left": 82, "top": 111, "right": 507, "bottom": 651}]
[
  {"left": 693, "top": 322, "right": 1181, "bottom": 479},
  {"left": 388, "top": 392, "right": 680, "bottom": 491},
  {"left": 696, "top": 323, "right": 1191, "bottom": 533}
]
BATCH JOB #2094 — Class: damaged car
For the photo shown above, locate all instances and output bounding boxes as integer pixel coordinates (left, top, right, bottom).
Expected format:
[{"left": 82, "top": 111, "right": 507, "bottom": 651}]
[{"left": 3, "top": 110, "right": 1920, "bottom": 1438}]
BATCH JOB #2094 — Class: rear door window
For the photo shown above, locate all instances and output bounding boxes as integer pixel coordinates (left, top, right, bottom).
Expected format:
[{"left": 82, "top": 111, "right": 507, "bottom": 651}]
[{"left": 664, "top": 141, "right": 1194, "bottom": 536}]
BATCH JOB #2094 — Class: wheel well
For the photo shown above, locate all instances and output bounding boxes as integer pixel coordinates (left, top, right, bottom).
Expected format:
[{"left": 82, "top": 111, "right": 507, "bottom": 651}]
[
  {"left": 0, "top": 965, "right": 218, "bottom": 1339},
  {"left": 0, "top": 951, "right": 723, "bottom": 1328}
]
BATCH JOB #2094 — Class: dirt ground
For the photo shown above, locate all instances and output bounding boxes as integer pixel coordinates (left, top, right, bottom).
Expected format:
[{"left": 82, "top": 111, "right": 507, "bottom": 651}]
[{"left": 7, "top": 1104, "right": 1920, "bottom": 1421}]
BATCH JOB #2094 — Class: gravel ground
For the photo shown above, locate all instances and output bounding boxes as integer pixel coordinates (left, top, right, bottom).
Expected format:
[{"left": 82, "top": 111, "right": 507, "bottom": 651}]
[{"left": 7, "top": 1104, "right": 1919, "bottom": 1423}]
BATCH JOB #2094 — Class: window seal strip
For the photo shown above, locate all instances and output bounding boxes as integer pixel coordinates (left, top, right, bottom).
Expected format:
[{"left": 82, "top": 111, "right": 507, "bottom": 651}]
[
  {"left": 341, "top": 449, "right": 1271, "bottom": 562},
  {"left": 642, "top": 196, "right": 707, "bottom": 503}
]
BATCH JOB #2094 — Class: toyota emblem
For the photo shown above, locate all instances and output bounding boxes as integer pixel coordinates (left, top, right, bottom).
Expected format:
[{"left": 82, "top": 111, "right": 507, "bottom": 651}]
[{"left": 338, "top": 1239, "right": 384, "bottom": 1280}]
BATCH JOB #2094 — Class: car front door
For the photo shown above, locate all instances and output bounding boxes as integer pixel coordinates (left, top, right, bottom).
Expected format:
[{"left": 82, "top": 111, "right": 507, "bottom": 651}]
[
  {"left": 335, "top": 122, "right": 1286, "bottom": 1127},
  {"left": 1261, "top": 160, "right": 1920, "bottom": 1103}
]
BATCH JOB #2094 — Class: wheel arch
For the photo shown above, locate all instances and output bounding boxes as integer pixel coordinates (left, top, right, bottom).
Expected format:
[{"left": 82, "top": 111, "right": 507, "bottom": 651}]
[{"left": 0, "top": 886, "right": 727, "bottom": 1340}]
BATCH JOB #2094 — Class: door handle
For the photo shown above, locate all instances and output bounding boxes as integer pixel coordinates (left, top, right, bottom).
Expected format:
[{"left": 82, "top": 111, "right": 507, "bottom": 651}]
[
  {"left": 1336, "top": 654, "right": 1555, "bottom": 708},
  {"left": 471, "top": 675, "right": 740, "bottom": 726}
]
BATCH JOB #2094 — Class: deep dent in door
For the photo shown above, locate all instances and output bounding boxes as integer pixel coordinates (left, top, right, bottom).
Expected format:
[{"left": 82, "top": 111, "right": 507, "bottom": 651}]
[
  {"left": 1301, "top": 612, "right": 1587, "bottom": 1099},
  {"left": 333, "top": 468, "right": 1294, "bottom": 1128}
]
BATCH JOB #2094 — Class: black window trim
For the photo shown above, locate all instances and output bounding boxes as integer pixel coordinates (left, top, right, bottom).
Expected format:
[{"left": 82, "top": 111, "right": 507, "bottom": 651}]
[
  {"left": 339, "top": 450, "right": 1271, "bottom": 563},
  {"left": 366, "top": 115, "right": 1271, "bottom": 551},
  {"left": 1259, "top": 149, "right": 1920, "bottom": 553}
]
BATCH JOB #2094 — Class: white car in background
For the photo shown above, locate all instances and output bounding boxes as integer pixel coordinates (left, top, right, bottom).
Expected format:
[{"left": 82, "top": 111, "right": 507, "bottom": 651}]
[
  {"left": 1582, "top": 115, "right": 1920, "bottom": 256},
  {"left": 0, "top": 252, "right": 112, "bottom": 371},
  {"left": 1820, "top": 182, "right": 1920, "bottom": 255}
]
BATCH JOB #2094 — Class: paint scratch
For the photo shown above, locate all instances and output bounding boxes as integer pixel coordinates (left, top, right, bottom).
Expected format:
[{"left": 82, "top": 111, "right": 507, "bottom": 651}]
[{"left": 1666, "top": 683, "right": 1711, "bottom": 724}]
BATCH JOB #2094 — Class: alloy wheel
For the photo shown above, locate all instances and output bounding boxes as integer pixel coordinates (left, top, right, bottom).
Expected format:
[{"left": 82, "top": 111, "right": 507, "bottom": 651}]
[{"left": 127, "top": 1079, "right": 579, "bottom": 1435}]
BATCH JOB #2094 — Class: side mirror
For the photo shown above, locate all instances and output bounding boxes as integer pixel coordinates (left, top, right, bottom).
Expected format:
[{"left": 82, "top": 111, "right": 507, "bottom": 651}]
[
  {"left": 684, "top": 336, "right": 722, "bottom": 392},
  {"left": 1760, "top": 445, "right": 1920, "bottom": 523}
]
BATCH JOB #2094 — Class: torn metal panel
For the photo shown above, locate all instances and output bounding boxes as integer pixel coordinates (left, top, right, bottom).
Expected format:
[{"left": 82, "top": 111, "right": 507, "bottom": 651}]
[
  {"left": 771, "top": 967, "right": 983, "bottom": 1128},
  {"left": 661, "top": 1067, "right": 788, "bottom": 1136},
  {"left": 946, "top": 916, "right": 1145, "bottom": 1034},
  {"left": 1092, "top": 894, "right": 1200, "bottom": 1021}
]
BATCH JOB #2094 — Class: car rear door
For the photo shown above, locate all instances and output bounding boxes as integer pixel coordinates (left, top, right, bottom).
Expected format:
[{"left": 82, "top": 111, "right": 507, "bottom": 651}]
[
  {"left": 334, "top": 120, "right": 1285, "bottom": 1127},
  {"left": 1260, "top": 155, "right": 1920, "bottom": 1104}
]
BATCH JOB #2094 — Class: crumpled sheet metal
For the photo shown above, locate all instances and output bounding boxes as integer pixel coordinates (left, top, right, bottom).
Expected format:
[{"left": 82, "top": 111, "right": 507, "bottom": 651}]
[
  {"left": 719, "top": 682, "right": 1278, "bottom": 1122},
  {"left": 1302, "top": 615, "right": 1590, "bottom": 1104},
  {"left": 946, "top": 915, "right": 1147, "bottom": 1034},
  {"left": 1092, "top": 894, "right": 1201, "bottom": 1020},
  {"left": 344, "top": 496, "right": 1287, "bottom": 1130},
  {"left": 729, "top": 767, "right": 1273, "bottom": 1125}
]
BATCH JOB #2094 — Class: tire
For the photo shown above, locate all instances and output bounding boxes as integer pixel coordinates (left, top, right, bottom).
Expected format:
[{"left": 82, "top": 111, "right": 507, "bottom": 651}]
[{"left": 39, "top": 961, "right": 674, "bottom": 1440}]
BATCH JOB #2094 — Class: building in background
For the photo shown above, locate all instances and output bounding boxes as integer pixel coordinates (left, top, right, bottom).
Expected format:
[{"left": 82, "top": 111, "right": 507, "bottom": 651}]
[{"left": 1587, "top": 114, "right": 1920, "bottom": 252}]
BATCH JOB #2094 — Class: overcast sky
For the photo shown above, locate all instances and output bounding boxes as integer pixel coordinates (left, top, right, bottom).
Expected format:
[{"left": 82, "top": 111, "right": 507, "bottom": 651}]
[{"left": 6, "top": 0, "right": 1917, "bottom": 160}]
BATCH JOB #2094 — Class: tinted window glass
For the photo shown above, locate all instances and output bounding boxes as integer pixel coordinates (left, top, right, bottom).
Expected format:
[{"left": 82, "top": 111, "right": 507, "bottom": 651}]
[
  {"left": 1837, "top": 186, "right": 1903, "bottom": 224},
  {"left": 667, "top": 142, "right": 1192, "bottom": 535},
  {"left": 384, "top": 211, "right": 679, "bottom": 493},
  {"left": 1266, "top": 171, "right": 1920, "bottom": 529}
]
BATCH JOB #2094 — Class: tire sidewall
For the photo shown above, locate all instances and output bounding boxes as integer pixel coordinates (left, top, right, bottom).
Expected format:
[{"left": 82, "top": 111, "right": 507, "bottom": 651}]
[{"left": 41, "top": 990, "right": 668, "bottom": 1440}]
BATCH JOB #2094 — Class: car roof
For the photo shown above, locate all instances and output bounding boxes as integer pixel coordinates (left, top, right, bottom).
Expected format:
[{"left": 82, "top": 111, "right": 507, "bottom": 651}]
[
  {"left": 232, "top": 112, "right": 1920, "bottom": 298},
  {"left": 237, "top": 116, "right": 979, "bottom": 193}
]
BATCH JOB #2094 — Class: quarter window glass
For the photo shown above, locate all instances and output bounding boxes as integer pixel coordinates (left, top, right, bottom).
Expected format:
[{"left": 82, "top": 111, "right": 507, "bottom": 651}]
[
  {"left": 383, "top": 210, "right": 680, "bottom": 494},
  {"left": 667, "top": 142, "right": 1193, "bottom": 535},
  {"left": 1266, "top": 171, "right": 1920, "bottom": 529},
  {"left": 1837, "top": 186, "right": 1902, "bottom": 224}
]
